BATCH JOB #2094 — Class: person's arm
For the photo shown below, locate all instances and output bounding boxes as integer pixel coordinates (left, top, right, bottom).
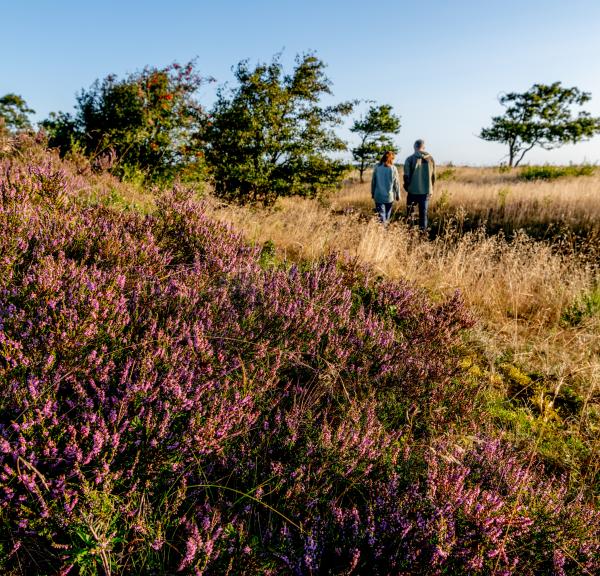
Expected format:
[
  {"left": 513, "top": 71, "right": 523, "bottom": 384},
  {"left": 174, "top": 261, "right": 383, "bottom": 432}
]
[
  {"left": 403, "top": 158, "right": 411, "bottom": 191},
  {"left": 431, "top": 158, "right": 436, "bottom": 188},
  {"left": 393, "top": 166, "right": 401, "bottom": 201},
  {"left": 371, "top": 165, "right": 377, "bottom": 198}
]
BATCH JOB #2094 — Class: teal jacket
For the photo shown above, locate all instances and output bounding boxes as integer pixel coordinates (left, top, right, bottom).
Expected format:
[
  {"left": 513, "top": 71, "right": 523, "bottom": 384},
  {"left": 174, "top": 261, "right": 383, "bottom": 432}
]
[
  {"left": 371, "top": 164, "right": 401, "bottom": 203},
  {"left": 403, "top": 151, "right": 436, "bottom": 195}
]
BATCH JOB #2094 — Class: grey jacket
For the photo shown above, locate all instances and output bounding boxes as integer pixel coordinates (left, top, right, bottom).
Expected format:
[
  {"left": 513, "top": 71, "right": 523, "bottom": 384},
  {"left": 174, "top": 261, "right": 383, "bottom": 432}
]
[{"left": 371, "top": 164, "right": 401, "bottom": 203}]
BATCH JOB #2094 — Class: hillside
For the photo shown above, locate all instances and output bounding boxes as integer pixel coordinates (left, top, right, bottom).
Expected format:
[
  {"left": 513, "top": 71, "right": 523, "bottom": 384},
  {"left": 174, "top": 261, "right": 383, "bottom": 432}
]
[{"left": 0, "top": 138, "right": 599, "bottom": 574}]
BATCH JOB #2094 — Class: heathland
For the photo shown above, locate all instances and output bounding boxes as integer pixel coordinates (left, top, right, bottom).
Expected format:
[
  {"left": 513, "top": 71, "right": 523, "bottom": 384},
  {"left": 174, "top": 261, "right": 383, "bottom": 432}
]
[{"left": 0, "top": 136, "right": 599, "bottom": 575}]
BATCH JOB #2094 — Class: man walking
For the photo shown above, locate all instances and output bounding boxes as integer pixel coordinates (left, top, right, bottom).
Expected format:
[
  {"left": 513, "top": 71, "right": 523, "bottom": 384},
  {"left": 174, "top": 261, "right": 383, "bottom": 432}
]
[{"left": 403, "top": 139, "right": 435, "bottom": 231}]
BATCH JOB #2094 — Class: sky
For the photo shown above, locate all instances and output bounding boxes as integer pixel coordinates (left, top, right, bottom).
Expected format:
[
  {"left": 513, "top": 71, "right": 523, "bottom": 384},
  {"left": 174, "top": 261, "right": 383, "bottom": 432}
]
[{"left": 2, "top": 0, "right": 600, "bottom": 165}]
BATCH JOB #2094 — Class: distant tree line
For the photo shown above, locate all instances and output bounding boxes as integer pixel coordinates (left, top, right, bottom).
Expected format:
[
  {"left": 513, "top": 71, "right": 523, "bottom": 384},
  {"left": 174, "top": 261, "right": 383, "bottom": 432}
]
[{"left": 2, "top": 53, "right": 600, "bottom": 203}]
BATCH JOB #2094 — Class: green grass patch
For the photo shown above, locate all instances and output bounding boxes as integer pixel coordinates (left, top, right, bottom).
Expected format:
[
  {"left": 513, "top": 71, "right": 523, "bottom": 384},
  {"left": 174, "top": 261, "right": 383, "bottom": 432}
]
[
  {"left": 436, "top": 165, "right": 456, "bottom": 181},
  {"left": 485, "top": 392, "right": 590, "bottom": 475},
  {"left": 562, "top": 286, "right": 600, "bottom": 326},
  {"left": 519, "top": 164, "right": 595, "bottom": 181}
]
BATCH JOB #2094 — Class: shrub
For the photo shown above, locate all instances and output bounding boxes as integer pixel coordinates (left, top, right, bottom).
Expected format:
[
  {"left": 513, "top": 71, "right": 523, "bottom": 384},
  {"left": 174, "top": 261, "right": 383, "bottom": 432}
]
[
  {"left": 562, "top": 285, "right": 600, "bottom": 326},
  {"left": 254, "top": 439, "right": 600, "bottom": 574},
  {"left": 199, "top": 53, "right": 354, "bottom": 205},
  {"left": 519, "top": 164, "right": 595, "bottom": 181},
  {"left": 0, "top": 151, "right": 473, "bottom": 573},
  {"left": 0, "top": 150, "right": 598, "bottom": 574},
  {"left": 42, "top": 62, "right": 207, "bottom": 184},
  {"left": 436, "top": 165, "right": 456, "bottom": 181}
]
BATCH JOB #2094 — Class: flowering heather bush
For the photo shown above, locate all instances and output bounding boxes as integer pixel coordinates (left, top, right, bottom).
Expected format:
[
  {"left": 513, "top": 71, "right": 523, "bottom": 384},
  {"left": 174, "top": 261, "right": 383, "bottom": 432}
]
[{"left": 0, "top": 150, "right": 598, "bottom": 574}]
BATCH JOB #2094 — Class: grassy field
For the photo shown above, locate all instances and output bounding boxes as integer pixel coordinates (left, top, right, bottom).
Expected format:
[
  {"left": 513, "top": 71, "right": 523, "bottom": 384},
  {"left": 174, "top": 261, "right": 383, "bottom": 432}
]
[
  {"left": 334, "top": 165, "right": 599, "bottom": 248},
  {"left": 60, "top": 154, "right": 600, "bottom": 486},
  {"left": 209, "top": 166, "right": 600, "bottom": 485}
]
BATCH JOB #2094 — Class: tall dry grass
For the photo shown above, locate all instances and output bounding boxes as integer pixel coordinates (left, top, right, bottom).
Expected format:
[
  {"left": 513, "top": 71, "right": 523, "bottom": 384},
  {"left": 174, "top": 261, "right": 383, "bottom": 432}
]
[
  {"left": 208, "top": 174, "right": 600, "bottom": 484},
  {"left": 336, "top": 166, "right": 600, "bottom": 249},
  {"left": 207, "top": 170, "right": 600, "bottom": 399}
]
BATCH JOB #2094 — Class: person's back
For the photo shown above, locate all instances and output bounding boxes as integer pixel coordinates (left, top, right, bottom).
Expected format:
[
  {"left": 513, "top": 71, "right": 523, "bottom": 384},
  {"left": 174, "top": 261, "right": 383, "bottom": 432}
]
[
  {"left": 372, "top": 163, "right": 400, "bottom": 204},
  {"left": 371, "top": 150, "right": 400, "bottom": 224},
  {"left": 403, "top": 140, "right": 435, "bottom": 231},
  {"left": 404, "top": 150, "right": 435, "bottom": 196}
]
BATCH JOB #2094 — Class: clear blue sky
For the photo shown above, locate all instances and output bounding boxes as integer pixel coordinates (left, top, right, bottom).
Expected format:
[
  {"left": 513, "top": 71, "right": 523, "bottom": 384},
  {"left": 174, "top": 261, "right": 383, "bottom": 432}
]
[{"left": 2, "top": 0, "right": 600, "bottom": 165}]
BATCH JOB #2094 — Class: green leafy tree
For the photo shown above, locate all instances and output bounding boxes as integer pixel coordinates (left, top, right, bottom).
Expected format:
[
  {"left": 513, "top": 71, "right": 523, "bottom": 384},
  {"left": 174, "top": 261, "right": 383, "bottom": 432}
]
[
  {"left": 480, "top": 82, "right": 600, "bottom": 167},
  {"left": 351, "top": 104, "right": 401, "bottom": 182},
  {"left": 0, "top": 93, "right": 35, "bottom": 132},
  {"left": 199, "top": 53, "right": 355, "bottom": 205},
  {"left": 41, "top": 111, "right": 79, "bottom": 154},
  {"left": 42, "top": 62, "right": 207, "bottom": 182}
]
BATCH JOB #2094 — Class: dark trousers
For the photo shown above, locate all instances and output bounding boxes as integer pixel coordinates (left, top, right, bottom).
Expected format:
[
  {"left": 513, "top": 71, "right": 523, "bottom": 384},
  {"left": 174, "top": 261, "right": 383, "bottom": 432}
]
[
  {"left": 375, "top": 202, "right": 393, "bottom": 224},
  {"left": 406, "top": 194, "right": 429, "bottom": 230}
]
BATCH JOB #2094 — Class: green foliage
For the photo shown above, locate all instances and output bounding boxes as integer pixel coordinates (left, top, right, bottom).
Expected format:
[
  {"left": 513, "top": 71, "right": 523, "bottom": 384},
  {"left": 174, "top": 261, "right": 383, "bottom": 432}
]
[
  {"left": 258, "top": 239, "right": 279, "bottom": 268},
  {"left": 486, "top": 393, "right": 590, "bottom": 473},
  {"left": 562, "top": 286, "right": 600, "bottom": 326},
  {"left": 42, "top": 62, "right": 207, "bottom": 183},
  {"left": 436, "top": 164, "right": 456, "bottom": 181},
  {"left": 0, "top": 93, "right": 35, "bottom": 132},
  {"left": 484, "top": 361, "right": 593, "bottom": 476},
  {"left": 199, "top": 53, "right": 354, "bottom": 205},
  {"left": 350, "top": 104, "right": 401, "bottom": 182},
  {"left": 40, "top": 111, "right": 80, "bottom": 155},
  {"left": 519, "top": 163, "right": 596, "bottom": 181},
  {"left": 480, "top": 82, "right": 600, "bottom": 167},
  {"left": 497, "top": 187, "right": 511, "bottom": 208}
]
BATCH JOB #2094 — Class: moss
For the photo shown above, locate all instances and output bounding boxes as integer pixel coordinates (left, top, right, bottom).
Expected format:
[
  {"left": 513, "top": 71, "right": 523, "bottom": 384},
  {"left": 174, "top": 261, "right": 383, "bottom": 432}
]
[
  {"left": 486, "top": 393, "right": 590, "bottom": 472},
  {"left": 499, "top": 363, "right": 532, "bottom": 394}
]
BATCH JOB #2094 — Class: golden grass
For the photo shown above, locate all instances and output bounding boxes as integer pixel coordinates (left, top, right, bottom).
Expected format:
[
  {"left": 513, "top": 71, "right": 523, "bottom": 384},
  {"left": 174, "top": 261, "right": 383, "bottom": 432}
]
[
  {"left": 210, "top": 184, "right": 600, "bottom": 480},
  {"left": 336, "top": 166, "right": 600, "bottom": 243},
  {"left": 206, "top": 169, "right": 600, "bottom": 399}
]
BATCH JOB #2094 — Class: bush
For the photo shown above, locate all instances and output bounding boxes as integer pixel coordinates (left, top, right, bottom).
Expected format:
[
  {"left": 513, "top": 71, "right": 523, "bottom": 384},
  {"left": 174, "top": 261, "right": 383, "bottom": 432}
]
[
  {"left": 436, "top": 165, "right": 456, "bottom": 181},
  {"left": 0, "top": 149, "right": 598, "bottom": 574},
  {"left": 562, "top": 285, "right": 600, "bottom": 326},
  {"left": 200, "top": 54, "right": 354, "bottom": 205},
  {"left": 519, "top": 164, "right": 595, "bottom": 181},
  {"left": 42, "top": 62, "right": 207, "bottom": 184}
]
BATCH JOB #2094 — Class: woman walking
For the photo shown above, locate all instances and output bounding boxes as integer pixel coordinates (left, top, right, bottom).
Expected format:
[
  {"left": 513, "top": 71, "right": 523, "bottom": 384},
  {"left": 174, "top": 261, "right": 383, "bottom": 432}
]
[{"left": 371, "top": 150, "right": 400, "bottom": 224}]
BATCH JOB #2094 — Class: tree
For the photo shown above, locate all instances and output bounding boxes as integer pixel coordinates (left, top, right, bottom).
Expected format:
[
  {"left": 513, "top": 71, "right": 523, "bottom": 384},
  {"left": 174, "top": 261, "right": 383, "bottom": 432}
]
[
  {"left": 350, "top": 104, "right": 401, "bottom": 182},
  {"left": 480, "top": 82, "right": 600, "bottom": 167},
  {"left": 0, "top": 93, "right": 35, "bottom": 132},
  {"left": 41, "top": 111, "right": 79, "bottom": 155},
  {"left": 42, "top": 62, "right": 207, "bottom": 182},
  {"left": 199, "top": 53, "right": 354, "bottom": 205}
]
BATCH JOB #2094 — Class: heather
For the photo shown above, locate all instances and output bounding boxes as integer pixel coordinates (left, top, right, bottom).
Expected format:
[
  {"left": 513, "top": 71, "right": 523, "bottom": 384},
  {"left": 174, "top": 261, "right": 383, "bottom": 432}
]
[
  {"left": 217, "top": 171, "right": 600, "bottom": 494},
  {"left": 1, "top": 144, "right": 599, "bottom": 575}
]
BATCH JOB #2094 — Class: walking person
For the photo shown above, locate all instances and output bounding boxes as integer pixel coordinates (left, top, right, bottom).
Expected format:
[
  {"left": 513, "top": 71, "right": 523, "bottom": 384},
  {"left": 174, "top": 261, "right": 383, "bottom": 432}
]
[
  {"left": 371, "top": 150, "right": 401, "bottom": 225},
  {"left": 403, "top": 139, "right": 436, "bottom": 231}
]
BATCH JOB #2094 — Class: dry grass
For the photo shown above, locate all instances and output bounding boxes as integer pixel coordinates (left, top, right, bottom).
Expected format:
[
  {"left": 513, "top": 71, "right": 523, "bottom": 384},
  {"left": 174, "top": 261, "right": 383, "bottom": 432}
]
[
  {"left": 336, "top": 166, "right": 600, "bottom": 248},
  {"left": 207, "top": 169, "right": 600, "bottom": 401},
  {"left": 208, "top": 174, "right": 600, "bottom": 482}
]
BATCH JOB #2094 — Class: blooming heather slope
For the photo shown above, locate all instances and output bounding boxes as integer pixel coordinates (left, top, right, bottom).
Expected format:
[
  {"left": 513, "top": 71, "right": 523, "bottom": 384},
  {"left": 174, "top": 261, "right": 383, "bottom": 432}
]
[{"left": 0, "top": 152, "right": 598, "bottom": 575}]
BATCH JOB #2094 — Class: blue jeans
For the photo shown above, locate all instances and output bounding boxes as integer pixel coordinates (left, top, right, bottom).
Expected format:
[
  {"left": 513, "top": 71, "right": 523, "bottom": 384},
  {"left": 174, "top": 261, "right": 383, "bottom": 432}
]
[
  {"left": 375, "top": 202, "right": 393, "bottom": 224},
  {"left": 407, "top": 194, "right": 429, "bottom": 230}
]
